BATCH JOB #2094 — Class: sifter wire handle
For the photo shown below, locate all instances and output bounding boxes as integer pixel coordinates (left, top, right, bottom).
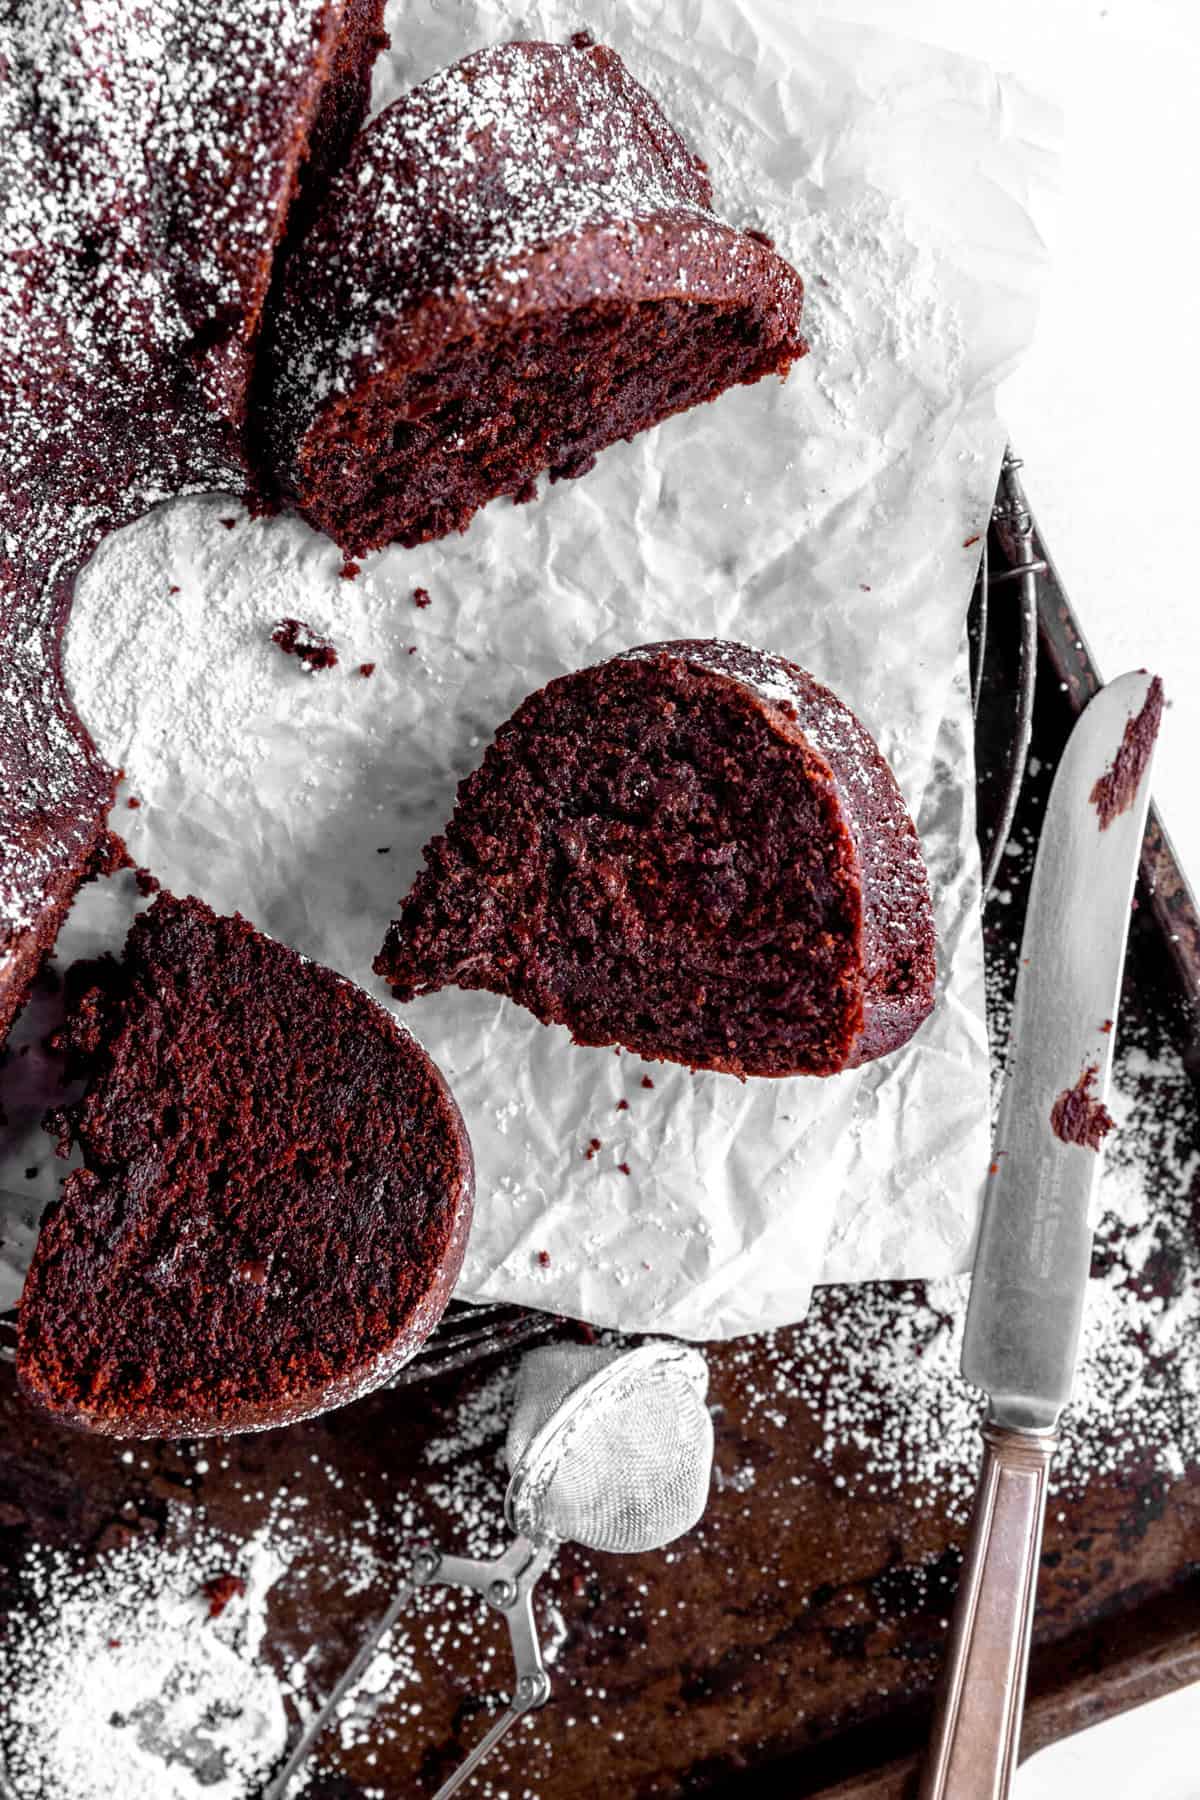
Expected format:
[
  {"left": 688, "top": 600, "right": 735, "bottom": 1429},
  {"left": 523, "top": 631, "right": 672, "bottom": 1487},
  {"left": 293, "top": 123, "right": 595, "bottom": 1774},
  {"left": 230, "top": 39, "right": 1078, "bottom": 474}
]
[
  {"left": 264, "top": 1536, "right": 553, "bottom": 1799},
  {"left": 262, "top": 1571, "right": 421, "bottom": 1799},
  {"left": 428, "top": 1536, "right": 555, "bottom": 1797},
  {"left": 430, "top": 1690, "right": 539, "bottom": 1799}
]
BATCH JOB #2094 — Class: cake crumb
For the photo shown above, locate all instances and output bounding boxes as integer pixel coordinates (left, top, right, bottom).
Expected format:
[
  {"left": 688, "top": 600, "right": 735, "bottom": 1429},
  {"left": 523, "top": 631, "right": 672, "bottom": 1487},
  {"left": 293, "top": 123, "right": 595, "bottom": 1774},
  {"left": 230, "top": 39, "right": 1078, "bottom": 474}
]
[
  {"left": 536, "top": 1250, "right": 551, "bottom": 1268},
  {"left": 340, "top": 560, "right": 361, "bottom": 581},
  {"left": 202, "top": 1572, "right": 247, "bottom": 1618},
  {"left": 640, "top": 1076, "right": 655, "bottom": 1090},
  {"left": 616, "top": 1098, "right": 629, "bottom": 1112},
  {"left": 1090, "top": 676, "right": 1164, "bottom": 829},
  {"left": 126, "top": 796, "right": 141, "bottom": 809},
  {"left": 133, "top": 867, "right": 160, "bottom": 897},
  {"left": 90, "top": 829, "right": 133, "bottom": 877},
  {"left": 963, "top": 534, "right": 981, "bottom": 548},
  {"left": 1050, "top": 1065, "right": 1115, "bottom": 1151},
  {"left": 219, "top": 517, "right": 237, "bottom": 531},
  {"left": 618, "top": 1162, "right": 631, "bottom": 1177},
  {"left": 585, "top": 1138, "right": 602, "bottom": 1160},
  {"left": 412, "top": 586, "right": 431, "bottom": 609},
  {"left": 271, "top": 618, "right": 338, "bottom": 672},
  {"left": 359, "top": 662, "right": 376, "bottom": 678}
]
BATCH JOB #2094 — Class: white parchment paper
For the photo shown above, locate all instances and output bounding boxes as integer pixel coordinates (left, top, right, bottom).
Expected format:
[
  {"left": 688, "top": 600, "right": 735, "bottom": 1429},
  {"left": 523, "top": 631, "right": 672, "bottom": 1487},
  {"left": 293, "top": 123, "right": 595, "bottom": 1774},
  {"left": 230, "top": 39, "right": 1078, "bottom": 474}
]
[{"left": 0, "top": 2, "right": 1059, "bottom": 1338}]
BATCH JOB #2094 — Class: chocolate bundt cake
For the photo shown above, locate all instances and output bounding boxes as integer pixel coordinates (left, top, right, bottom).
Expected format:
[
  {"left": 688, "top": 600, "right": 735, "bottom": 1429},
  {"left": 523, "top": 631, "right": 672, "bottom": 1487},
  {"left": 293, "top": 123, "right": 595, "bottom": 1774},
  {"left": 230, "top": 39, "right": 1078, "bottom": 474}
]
[
  {"left": 18, "top": 894, "right": 473, "bottom": 1437},
  {"left": 376, "top": 642, "right": 936, "bottom": 1078},
  {"left": 264, "top": 39, "right": 808, "bottom": 555},
  {"left": 1, "top": 0, "right": 385, "bottom": 511},
  {"left": 0, "top": 0, "right": 387, "bottom": 1044}
]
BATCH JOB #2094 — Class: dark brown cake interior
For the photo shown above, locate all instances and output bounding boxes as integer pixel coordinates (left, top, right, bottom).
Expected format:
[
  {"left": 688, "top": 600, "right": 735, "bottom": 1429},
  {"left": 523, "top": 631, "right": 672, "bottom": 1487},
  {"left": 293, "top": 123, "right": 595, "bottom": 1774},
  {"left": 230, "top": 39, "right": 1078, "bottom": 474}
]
[
  {"left": 18, "top": 893, "right": 472, "bottom": 1437},
  {"left": 265, "top": 39, "right": 808, "bottom": 555},
  {"left": 303, "top": 293, "right": 803, "bottom": 555},
  {"left": 377, "top": 650, "right": 899, "bottom": 1077}
]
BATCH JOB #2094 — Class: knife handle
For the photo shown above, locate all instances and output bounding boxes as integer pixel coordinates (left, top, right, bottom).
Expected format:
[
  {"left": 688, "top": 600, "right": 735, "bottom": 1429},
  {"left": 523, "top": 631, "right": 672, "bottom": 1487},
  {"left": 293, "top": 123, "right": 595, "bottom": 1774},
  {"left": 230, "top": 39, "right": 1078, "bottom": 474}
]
[{"left": 919, "top": 1420, "right": 1056, "bottom": 1800}]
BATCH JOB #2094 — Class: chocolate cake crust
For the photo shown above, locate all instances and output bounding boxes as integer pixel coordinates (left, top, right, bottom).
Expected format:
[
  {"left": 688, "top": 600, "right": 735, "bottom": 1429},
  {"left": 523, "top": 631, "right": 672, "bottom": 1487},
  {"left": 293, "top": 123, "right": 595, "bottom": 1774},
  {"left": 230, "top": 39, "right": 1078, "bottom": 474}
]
[
  {"left": 265, "top": 39, "right": 808, "bottom": 554},
  {"left": 376, "top": 640, "right": 936, "bottom": 1078},
  {"left": 18, "top": 894, "right": 473, "bottom": 1438}
]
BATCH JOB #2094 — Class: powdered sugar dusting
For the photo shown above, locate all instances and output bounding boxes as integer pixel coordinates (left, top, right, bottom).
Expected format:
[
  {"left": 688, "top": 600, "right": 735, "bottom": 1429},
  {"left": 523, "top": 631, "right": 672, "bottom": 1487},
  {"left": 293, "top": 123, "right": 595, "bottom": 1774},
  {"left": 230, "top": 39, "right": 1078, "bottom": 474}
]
[
  {"left": 732, "top": 1027, "right": 1200, "bottom": 1523},
  {"left": 269, "top": 38, "right": 778, "bottom": 443},
  {"left": 0, "top": 0, "right": 333, "bottom": 505},
  {"left": 0, "top": 1381, "right": 534, "bottom": 1800},
  {"left": 796, "top": 192, "right": 965, "bottom": 432},
  {"left": 1, "top": 1522, "right": 293, "bottom": 1799},
  {"left": 0, "top": 0, "right": 353, "bottom": 995}
]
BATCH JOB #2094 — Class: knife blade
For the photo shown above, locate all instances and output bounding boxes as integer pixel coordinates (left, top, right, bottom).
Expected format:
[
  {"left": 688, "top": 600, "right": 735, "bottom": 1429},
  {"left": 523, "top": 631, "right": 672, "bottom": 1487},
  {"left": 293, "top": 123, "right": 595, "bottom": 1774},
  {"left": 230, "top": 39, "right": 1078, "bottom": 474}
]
[
  {"left": 921, "top": 669, "right": 1163, "bottom": 1800},
  {"left": 963, "top": 668, "right": 1163, "bottom": 1429}
]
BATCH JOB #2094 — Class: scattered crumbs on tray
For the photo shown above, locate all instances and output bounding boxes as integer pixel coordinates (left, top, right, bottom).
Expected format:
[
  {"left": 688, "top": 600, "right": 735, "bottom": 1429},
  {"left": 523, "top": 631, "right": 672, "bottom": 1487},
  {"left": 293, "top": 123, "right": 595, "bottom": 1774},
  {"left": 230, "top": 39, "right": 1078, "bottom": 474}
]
[{"left": 203, "top": 1572, "right": 247, "bottom": 1618}]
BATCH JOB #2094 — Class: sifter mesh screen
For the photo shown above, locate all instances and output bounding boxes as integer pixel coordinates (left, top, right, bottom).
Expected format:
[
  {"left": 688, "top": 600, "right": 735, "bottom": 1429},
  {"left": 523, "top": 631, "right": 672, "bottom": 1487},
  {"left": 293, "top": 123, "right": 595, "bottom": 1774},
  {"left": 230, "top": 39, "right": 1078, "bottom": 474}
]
[{"left": 504, "top": 1341, "right": 713, "bottom": 1555}]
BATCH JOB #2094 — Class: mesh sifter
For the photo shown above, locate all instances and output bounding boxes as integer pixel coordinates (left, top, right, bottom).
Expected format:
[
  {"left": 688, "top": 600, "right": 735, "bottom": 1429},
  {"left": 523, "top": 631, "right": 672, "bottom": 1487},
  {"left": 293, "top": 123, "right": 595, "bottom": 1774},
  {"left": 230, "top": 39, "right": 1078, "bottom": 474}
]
[{"left": 265, "top": 1339, "right": 714, "bottom": 1799}]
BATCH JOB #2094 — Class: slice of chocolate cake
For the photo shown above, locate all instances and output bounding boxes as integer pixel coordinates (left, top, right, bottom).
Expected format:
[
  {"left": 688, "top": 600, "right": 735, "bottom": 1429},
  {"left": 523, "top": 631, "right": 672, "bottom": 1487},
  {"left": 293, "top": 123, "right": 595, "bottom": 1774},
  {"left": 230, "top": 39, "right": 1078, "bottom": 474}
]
[
  {"left": 18, "top": 894, "right": 473, "bottom": 1437},
  {"left": 264, "top": 39, "right": 808, "bottom": 554},
  {"left": 376, "top": 642, "right": 936, "bottom": 1078}
]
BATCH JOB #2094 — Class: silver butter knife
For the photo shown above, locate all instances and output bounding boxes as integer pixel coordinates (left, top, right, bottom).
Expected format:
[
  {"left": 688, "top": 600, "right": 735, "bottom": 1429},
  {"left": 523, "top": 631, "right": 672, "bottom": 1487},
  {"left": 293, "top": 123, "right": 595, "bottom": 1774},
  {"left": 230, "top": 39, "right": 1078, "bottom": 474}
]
[{"left": 920, "top": 669, "right": 1164, "bottom": 1800}]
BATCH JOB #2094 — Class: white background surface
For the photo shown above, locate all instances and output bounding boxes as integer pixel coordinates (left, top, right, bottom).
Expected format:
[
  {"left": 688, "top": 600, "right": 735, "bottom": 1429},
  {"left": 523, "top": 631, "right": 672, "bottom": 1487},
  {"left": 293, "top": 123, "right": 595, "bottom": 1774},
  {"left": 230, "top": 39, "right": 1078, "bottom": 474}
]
[
  {"left": 831, "top": 0, "right": 1200, "bottom": 888},
  {"left": 818, "top": 0, "right": 1200, "bottom": 1790}
]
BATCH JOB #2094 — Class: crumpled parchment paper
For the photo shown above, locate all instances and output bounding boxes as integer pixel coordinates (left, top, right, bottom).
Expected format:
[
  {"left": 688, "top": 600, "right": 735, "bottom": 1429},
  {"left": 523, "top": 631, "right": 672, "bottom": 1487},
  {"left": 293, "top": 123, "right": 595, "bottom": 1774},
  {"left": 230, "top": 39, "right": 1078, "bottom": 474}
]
[{"left": 0, "top": 0, "right": 1059, "bottom": 1338}]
